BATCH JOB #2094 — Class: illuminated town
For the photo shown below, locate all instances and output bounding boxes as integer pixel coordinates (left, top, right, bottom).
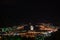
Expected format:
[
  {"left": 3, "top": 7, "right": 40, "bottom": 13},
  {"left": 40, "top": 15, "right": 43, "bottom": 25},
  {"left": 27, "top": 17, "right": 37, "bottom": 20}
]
[{"left": 0, "top": 23, "right": 59, "bottom": 40}]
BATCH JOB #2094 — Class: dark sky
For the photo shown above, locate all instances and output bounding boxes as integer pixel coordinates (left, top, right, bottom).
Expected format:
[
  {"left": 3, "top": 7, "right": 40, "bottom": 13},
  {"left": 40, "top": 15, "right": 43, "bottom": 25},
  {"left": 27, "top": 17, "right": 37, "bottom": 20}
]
[{"left": 0, "top": 0, "right": 60, "bottom": 26}]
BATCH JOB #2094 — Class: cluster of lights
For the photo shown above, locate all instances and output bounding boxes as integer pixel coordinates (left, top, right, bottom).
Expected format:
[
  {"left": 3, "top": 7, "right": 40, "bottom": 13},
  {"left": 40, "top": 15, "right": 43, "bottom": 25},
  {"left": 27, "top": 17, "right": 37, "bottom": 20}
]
[{"left": 0, "top": 23, "right": 59, "bottom": 40}]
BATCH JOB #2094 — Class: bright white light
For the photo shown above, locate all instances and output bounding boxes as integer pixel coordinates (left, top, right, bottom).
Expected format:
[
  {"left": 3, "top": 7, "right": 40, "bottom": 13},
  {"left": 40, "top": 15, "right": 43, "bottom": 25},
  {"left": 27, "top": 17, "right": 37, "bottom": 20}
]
[
  {"left": 30, "top": 25, "right": 34, "bottom": 30},
  {"left": 48, "top": 31, "right": 53, "bottom": 33}
]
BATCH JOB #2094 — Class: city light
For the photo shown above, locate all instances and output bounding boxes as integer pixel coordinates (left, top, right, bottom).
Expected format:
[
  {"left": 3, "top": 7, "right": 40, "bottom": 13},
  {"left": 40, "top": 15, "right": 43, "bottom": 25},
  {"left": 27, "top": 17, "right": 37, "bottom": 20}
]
[{"left": 0, "top": 23, "right": 59, "bottom": 40}]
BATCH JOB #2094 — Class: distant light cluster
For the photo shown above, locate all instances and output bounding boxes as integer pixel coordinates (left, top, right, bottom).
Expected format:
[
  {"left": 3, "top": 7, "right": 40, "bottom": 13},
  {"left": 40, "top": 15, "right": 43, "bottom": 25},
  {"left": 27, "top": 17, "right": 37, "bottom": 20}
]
[{"left": 0, "top": 23, "right": 59, "bottom": 38}]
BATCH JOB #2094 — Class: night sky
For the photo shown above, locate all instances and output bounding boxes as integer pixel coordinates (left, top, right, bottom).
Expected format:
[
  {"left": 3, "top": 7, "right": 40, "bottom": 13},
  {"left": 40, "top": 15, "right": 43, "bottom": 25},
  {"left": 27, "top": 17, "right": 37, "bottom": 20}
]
[
  {"left": 0, "top": 1, "right": 60, "bottom": 25},
  {"left": 0, "top": 0, "right": 60, "bottom": 26}
]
